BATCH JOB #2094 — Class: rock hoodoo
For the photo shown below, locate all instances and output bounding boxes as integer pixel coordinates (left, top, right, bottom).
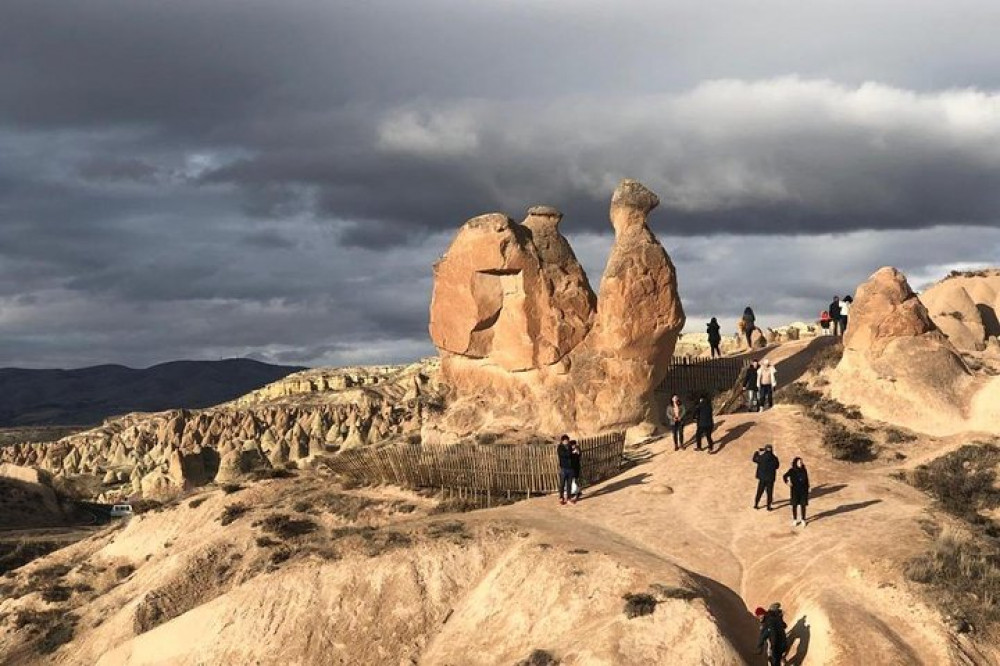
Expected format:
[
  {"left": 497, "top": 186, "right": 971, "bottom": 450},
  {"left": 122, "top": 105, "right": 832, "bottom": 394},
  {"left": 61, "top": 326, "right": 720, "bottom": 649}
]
[
  {"left": 427, "top": 179, "right": 685, "bottom": 440},
  {"left": 919, "top": 269, "right": 1000, "bottom": 353},
  {"left": 831, "top": 267, "right": 974, "bottom": 435}
]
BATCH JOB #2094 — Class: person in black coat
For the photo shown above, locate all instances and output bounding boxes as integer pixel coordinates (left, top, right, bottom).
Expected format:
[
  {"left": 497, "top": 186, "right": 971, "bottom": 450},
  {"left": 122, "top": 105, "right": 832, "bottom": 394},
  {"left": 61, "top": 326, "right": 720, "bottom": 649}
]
[
  {"left": 782, "top": 457, "right": 810, "bottom": 526},
  {"left": 743, "top": 360, "right": 760, "bottom": 412},
  {"left": 752, "top": 444, "right": 780, "bottom": 510},
  {"left": 569, "top": 440, "right": 583, "bottom": 500},
  {"left": 707, "top": 317, "right": 722, "bottom": 358},
  {"left": 829, "top": 296, "right": 842, "bottom": 336},
  {"left": 556, "top": 435, "right": 575, "bottom": 505},
  {"left": 742, "top": 306, "right": 756, "bottom": 348},
  {"left": 694, "top": 395, "right": 715, "bottom": 452},
  {"left": 757, "top": 603, "right": 788, "bottom": 666}
]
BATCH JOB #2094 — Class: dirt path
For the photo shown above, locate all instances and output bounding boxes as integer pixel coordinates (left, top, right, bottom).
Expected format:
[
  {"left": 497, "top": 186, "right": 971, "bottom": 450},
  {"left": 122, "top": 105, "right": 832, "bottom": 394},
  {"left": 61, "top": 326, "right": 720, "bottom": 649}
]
[{"left": 469, "top": 340, "right": 958, "bottom": 665}]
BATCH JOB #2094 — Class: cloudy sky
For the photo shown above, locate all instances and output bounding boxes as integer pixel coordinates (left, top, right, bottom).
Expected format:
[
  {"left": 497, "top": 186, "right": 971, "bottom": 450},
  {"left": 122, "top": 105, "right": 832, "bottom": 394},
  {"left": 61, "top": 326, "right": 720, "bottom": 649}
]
[{"left": 2, "top": 0, "right": 1000, "bottom": 369}]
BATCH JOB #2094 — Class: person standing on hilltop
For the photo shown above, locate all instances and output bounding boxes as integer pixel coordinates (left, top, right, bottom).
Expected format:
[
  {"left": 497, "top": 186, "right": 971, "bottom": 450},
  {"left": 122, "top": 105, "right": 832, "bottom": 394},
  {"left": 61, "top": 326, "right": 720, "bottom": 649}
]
[
  {"left": 829, "top": 296, "right": 842, "bottom": 336},
  {"left": 707, "top": 317, "right": 722, "bottom": 358},
  {"left": 752, "top": 444, "right": 780, "bottom": 510},
  {"left": 741, "top": 306, "right": 756, "bottom": 348},
  {"left": 783, "top": 457, "right": 810, "bottom": 526},
  {"left": 668, "top": 394, "right": 687, "bottom": 451},
  {"left": 556, "top": 435, "right": 575, "bottom": 505},
  {"left": 743, "top": 360, "right": 760, "bottom": 412},
  {"left": 840, "top": 295, "right": 853, "bottom": 333},
  {"left": 569, "top": 439, "right": 583, "bottom": 501},
  {"left": 694, "top": 395, "right": 715, "bottom": 452},
  {"left": 756, "top": 359, "right": 777, "bottom": 410}
]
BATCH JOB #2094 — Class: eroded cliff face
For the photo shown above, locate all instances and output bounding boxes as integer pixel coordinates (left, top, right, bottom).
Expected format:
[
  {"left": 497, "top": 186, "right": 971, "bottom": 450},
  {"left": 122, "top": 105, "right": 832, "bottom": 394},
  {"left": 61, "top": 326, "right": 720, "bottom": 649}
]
[{"left": 427, "top": 179, "right": 685, "bottom": 441}]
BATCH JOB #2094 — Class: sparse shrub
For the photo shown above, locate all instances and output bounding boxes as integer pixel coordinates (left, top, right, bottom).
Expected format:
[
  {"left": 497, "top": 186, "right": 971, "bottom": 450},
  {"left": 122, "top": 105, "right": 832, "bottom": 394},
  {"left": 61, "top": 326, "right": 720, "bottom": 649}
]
[
  {"left": 0, "top": 540, "right": 64, "bottom": 575},
  {"left": 40, "top": 585, "right": 72, "bottom": 603},
  {"left": 516, "top": 649, "right": 559, "bottom": 666},
  {"left": 622, "top": 593, "right": 658, "bottom": 619},
  {"left": 256, "top": 514, "right": 318, "bottom": 539},
  {"left": 910, "top": 444, "right": 1000, "bottom": 519},
  {"left": 13, "top": 609, "right": 77, "bottom": 654},
  {"left": 885, "top": 428, "right": 917, "bottom": 444},
  {"left": 475, "top": 432, "right": 499, "bottom": 445},
  {"left": 822, "top": 423, "right": 875, "bottom": 462},
  {"left": 249, "top": 467, "right": 296, "bottom": 481},
  {"left": 130, "top": 499, "right": 163, "bottom": 515},
  {"left": 220, "top": 484, "right": 243, "bottom": 495},
  {"left": 808, "top": 343, "right": 844, "bottom": 372},
  {"left": 905, "top": 531, "right": 1000, "bottom": 626},
  {"left": 255, "top": 536, "right": 279, "bottom": 548},
  {"left": 219, "top": 503, "right": 250, "bottom": 526},
  {"left": 361, "top": 530, "right": 412, "bottom": 557},
  {"left": 188, "top": 497, "right": 207, "bottom": 508},
  {"left": 292, "top": 500, "right": 313, "bottom": 513},
  {"left": 115, "top": 564, "right": 135, "bottom": 580},
  {"left": 648, "top": 582, "right": 701, "bottom": 601},
  {"left": 776, "top": 384, "right": 822, "bottom": 409},
  {"left": 319, "top": 493, "right": 377, "bottom": 520}
]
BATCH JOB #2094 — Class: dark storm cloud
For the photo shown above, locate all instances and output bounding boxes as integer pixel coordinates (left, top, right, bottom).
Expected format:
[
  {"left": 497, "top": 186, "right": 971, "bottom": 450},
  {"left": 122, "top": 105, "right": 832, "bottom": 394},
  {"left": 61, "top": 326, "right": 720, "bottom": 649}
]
[{"left": 1, "top": 1, "right": 1000, "bottom": 367}]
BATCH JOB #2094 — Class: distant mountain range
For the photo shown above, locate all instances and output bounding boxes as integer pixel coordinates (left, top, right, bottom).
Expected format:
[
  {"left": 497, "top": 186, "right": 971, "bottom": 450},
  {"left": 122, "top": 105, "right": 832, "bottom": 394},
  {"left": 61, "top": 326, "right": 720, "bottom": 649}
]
[{"left": 0, "top": 359, "right": 305, "bottom": 427}]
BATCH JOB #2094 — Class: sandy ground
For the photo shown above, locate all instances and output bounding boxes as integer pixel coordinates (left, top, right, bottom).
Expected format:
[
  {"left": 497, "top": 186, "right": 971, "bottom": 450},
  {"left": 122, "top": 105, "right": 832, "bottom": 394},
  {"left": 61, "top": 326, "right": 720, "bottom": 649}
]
[{"left": 1, "top": 338, "right": 995, "bottom": 665}]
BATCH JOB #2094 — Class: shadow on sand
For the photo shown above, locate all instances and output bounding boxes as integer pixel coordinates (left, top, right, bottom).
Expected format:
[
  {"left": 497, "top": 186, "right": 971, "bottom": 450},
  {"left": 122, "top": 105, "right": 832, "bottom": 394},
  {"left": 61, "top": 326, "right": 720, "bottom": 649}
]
[
  {"left": 785, "top": 615, "right": 811, "bottom": 665},
  {"left": 809, "top": 483, "right": 847, "bottom": 500},
  {"left": 710, "top": 421, "right": 754, "bottom": 454},
  {"left": 585, "top": 472, "right": 652, "bottom": 499},
  {"left": 810, "top": 499, "right": 882, "bottom": 523}
]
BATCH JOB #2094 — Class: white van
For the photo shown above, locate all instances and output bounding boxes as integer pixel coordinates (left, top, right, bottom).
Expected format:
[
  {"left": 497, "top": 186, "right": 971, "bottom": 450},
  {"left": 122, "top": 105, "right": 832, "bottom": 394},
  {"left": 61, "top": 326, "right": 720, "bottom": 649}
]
[{"left": 110, "top": 504, "right": 134, "bottom": 518}]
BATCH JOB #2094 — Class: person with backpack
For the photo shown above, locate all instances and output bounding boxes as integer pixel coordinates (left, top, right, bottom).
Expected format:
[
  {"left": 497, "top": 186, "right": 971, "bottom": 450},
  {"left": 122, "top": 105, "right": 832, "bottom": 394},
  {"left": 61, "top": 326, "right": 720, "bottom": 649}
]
[
  {"left": 757, "top": 602, "right": 788, "bottom": 666},
  {"left": 742, "top": 306, "right": 756, "bottom": 348},
  {"left": 569, "top": 439, "right": 583, "bottom": 501},
  {"left": 752, "top": 444, "right": 780, "bottom": 510},
  {"left": 782, "top": 457, "right": 810, "bottom": 526},
  {"left": 694, "top": 395, "right": 715, "bottom": 452},
  {"left": 757, "top": 359, "right": 777, "bottom": 410},
  {"left": 829, "top": 296, "right": 842, "bottom": 336},
  {"left": 743, "top": 360, "right": 760, "bottom": 412},
  {"left": 707, "top": 317, "right": 722, "bottom": 358},
  {"left": 667, "top": 394, "right": 687, "bottom": 451},
  {"left": 556, "top": 435, "right": 575, "bottom": 505}
]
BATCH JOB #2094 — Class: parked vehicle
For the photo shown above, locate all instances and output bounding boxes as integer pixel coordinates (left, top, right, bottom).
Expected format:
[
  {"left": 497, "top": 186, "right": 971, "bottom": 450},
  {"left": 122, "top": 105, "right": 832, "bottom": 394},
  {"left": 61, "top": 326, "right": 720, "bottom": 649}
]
[{"left": 109, "top": 504, "right": 134, "bottom": 518}]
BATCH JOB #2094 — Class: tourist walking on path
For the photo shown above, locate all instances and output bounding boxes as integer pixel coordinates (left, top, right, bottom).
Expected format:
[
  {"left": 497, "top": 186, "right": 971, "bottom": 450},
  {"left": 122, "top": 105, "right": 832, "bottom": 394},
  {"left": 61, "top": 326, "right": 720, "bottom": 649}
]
[
  {"left": 707, "top": 317, "right": 722, "bottom": 358},
  {"left": 743, "top": 360, "right": 760, "bottom": 412},
  {"left": 757, "top": 603, "right": 788, "bottom": 666},
  {"left": 753, "top": 444, "right": 780, "bottom": 510},
  {"left": 569, "top": 439, "right": 583, "bottom": 500},
  {"left": 694, "top": 395, "right": 715, "bottom": 452},
  {"left": 741, "top": 306, "right": 756, "bottom": 348},
  {"left": 840, "top": 295, "right": 853, "bottom": 333},
  {"left": 829, "top": 296, "right": 842, "bottom": 336},
  {"left": 556, "top": 435, "right": 575, "bottom": 505},
  {"left": 783, "top": 457, "right": 810, "bottom": 526},
  {"left": 668, "top": 394, "right": 687, "bottom": 451},
  {"left": 757, "top": 359, "right": 777, "bottom": 410}
]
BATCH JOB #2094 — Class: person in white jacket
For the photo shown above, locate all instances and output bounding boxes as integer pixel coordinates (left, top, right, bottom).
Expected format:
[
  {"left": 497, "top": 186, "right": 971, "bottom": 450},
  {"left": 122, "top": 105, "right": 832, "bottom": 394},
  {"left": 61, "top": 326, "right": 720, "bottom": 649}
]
[
  {"left": 840, "top": 295, "right": 852, "bottom": 333},
  {"left": 757, "top": 359, "right": 777, "bottom": 410}
]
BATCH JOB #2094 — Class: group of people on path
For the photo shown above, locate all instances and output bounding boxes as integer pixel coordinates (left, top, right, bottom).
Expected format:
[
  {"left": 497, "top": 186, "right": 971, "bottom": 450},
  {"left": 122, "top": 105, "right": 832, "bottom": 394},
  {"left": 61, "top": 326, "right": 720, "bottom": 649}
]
[
  {"left": 742, "top": 358, "right": 777, "bottom": 412},
  {"left": 752, "top": 444, "right": 810, "bottom": 526},
  {"left": 820, "top": 294, "right": 853, "bottom": 336},
  {"left": 667, "top": 393, "right": 717, "bottom": 452}
]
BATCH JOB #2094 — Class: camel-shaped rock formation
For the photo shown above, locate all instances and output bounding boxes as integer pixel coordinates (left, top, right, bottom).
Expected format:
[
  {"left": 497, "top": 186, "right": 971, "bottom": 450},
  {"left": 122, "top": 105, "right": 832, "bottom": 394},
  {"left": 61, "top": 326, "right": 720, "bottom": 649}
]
[{"left": 427, "top": 179, "right": 685, "bottom": 441}]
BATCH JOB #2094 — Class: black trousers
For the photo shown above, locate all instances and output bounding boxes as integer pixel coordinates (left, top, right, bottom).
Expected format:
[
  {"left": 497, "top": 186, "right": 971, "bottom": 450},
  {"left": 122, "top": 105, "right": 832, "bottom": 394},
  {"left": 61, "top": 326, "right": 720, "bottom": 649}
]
[
  {"left": 755, "top": 479, "right": 775, "bottom": 508},
  {"left": 695, "top": 426, "right": 714, "bottom": 451},
  {"left": 759, "top": 384, "right": 774, "bottom": 409},
  {"left": 672, "top": 422, "right": 684, "bottom": 449},
  {"left": 710, "top": 342, "right": 721, "bottom": 357}
]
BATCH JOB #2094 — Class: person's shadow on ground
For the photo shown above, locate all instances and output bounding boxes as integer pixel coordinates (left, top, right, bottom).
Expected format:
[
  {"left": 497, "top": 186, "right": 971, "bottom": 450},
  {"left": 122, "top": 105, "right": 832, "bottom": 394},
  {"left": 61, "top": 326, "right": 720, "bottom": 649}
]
[
  {"left": 785, "top": 615, "right": 811, "bottom": 665},
  {"left": 809, "top": 483, "right": 847, "bottom": 500},
  {"left": 709, "top": 422, "right": 754, "bottom": 455},
  {"left": 810, "top": 499, "right": 882, "bottom": 523},
  {"left": 585, "top": 472, "right": 652, "bottom": 499}
]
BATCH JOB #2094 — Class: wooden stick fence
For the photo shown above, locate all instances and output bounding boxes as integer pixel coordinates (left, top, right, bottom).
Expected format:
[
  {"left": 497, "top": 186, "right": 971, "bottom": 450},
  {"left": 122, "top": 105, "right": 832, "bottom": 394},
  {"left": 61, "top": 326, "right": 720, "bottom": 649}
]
[
  {"left": 656, "top": 355, "right": 751, "bottom": 399},
  {"left": 324, "top": 432, "right": 625, "bottom": 499}
]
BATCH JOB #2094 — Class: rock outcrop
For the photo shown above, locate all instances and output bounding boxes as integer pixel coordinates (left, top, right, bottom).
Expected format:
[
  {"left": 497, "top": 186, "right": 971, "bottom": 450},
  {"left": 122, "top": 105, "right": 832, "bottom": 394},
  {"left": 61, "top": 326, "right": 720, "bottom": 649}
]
[
  {"left": 427, "top": 180, "right": 685, "bottom": 440},
  {"left": 831, "top": 267, "right": 975, "bottom": 435},
  {"left": 920, "top": 269, "right": 1000, "bottom": 353}
]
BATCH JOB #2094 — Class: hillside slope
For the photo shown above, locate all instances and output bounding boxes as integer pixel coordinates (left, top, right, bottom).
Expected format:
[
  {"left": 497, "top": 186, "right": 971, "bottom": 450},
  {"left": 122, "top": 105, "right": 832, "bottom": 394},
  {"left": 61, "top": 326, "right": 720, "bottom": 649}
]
[{"left": 0, "top": 359, "right": 304, "bottom": 427}]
